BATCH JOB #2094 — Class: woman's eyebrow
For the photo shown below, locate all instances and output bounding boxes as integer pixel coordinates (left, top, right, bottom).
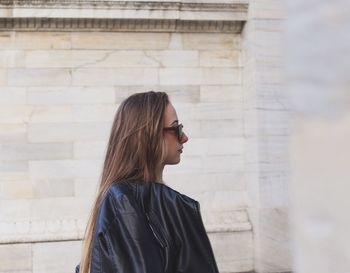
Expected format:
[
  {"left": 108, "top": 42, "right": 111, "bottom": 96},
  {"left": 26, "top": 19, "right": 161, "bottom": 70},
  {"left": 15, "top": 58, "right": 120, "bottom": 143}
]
[{"left": 170, "top": 120, "right": 178, "bottom": 126}]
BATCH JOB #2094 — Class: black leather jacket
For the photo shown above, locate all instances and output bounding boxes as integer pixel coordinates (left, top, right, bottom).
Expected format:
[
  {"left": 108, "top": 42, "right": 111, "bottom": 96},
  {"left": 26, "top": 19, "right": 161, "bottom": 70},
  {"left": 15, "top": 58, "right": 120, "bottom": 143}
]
[{"left": 76, "top": 180, "right": 219, "bottom": 273}]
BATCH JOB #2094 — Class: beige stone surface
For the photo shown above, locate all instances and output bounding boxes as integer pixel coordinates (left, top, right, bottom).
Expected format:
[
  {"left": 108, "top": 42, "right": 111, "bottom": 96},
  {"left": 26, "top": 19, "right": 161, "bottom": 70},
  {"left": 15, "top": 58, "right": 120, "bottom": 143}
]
[
  {"left": 28, "top": 159, "right": 102, "bottom": 179},
  {"left": 0, "top": 142, "right": 72, "bottom": 160},
  {"left": 0, "top": 243, "right": 32, "bottom": 272},
  {"left": 0, "top": 68, "right": 7, "bottom": 86},
  {"left": 0, "top": 50, "right": 25, "bottom": 68},
  {"left": 209, "top": 231, "right": 253, "bottom": 273},
  {"left": 183, "top": 33, "right": 241, "bottom": 50},
  {"left": 200, "top": 50, "right": 241, "bottom": 67},
  {"left": 8, "top": 68, "right": 71, "bottom": 86},
  {"left": 0, "top": 16, "right": 261, "bottom": 273},
  {"left": 0, "top": 87, "right": 26, "bottom": 104},
  {"left": 33, "top": 178, "right": 75, "bottom": 198},
  {"left": 27, "top": 122, "right": 111, "bottom": 143},
  {"left": 200, "top": 85, "right": 242, "bottom": 103},
  {"left": 166, "top": 171, "right": 246, "bottom": 193},
  {"left": 0, "top": 123, "right": 27, "bottom": 143},
  {"left": 2, "top": 178, "right": 34, "bottom": 199},
  {"left": 72, "top": 105, "right": 117, "bottom": 122},
  {"left": 115, "top": 85, "right": 200, "bottom": 103},
  {"left": 12, "top": 32, "right": 71, "bottom": 50},
  {"left": 27, "top": 86, "right": 115, "bottom": 105},
  {"left": 33, "top": 241, "right": 82, "bottom": 273},
  {"left": 73, "top": 141, "right": 107, "bottom": 159},
  {"left": 72, "top": 68, "right": 158, "bottom": 86},
  {"left": 71, "top": 32, "right": 171, "bottom": 50},
  {"left": 159, "top": 67, "right": 241, "bottom": 85}
]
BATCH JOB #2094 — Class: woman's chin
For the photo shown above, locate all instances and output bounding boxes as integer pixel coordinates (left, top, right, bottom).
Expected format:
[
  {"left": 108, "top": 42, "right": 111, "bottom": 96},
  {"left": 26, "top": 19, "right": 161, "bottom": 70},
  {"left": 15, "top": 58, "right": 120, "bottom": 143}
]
[{"left": 165, "top": 157, "right": 181, "bottom": 165}]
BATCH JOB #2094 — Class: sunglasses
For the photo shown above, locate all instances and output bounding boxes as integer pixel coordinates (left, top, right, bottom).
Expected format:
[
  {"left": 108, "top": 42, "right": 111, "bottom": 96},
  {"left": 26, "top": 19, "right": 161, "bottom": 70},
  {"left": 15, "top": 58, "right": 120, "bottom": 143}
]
[{"left": 163, "top": 123, "right": 184, "bottom": 141}]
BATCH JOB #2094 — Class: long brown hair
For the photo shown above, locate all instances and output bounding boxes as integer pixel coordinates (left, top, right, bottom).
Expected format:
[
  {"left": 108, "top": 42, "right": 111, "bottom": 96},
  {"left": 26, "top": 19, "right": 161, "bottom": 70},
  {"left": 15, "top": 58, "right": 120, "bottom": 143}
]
[{"left": 80, "top": 91, "right": 170, "bottom": 273}]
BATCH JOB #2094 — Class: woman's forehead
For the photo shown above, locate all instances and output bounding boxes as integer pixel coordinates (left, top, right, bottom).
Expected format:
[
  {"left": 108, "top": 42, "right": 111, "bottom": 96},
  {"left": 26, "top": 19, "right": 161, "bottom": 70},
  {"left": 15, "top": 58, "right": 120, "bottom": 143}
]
[{"left": 164, "top": 103, "right": 178, "bottom": 124}]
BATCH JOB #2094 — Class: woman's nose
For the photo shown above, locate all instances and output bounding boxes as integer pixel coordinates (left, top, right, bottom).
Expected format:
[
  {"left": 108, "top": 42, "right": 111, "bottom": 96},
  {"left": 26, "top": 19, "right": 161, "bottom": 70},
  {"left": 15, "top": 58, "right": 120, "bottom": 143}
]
[{"left": 181, "top": 132, "right": 189, "bottom": 143}]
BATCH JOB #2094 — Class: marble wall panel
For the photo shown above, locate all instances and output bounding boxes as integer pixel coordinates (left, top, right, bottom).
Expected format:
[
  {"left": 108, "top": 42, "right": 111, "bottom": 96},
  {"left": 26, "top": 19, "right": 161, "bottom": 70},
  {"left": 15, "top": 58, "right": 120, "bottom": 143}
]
[
  {"left": 71, "top": 32, "right": 171, "bottom": 50},
  {"left": 0, "top": 243, "right": 32, "bottom": 273}
]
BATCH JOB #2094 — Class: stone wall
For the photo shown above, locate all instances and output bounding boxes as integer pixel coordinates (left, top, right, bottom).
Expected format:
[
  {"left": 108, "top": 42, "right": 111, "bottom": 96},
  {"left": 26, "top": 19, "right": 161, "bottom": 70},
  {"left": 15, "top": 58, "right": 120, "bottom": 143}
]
[
  {"left": 242, "top": 0, "right": 292, "bottom": 272},
  {"left": 0, "top": 1, "right": 254, "bottom": 271},
  {"left": 0, "top": 1, "right": 293, "bottom": 272}
]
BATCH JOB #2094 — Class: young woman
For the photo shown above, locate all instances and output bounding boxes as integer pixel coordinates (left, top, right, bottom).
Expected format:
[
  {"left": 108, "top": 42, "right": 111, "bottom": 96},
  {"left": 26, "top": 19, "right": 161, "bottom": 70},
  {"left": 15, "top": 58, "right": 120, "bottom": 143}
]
[{"left": 76, "top": 91, "right": 219, "bottom": 273}]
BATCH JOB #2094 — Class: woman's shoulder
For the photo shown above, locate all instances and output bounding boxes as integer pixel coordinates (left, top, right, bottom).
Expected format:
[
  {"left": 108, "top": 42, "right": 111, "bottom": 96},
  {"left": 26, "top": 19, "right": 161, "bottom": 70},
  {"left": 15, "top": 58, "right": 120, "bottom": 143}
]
[{"left": 106, "top": 180, "right": 199, "bottom": 213}]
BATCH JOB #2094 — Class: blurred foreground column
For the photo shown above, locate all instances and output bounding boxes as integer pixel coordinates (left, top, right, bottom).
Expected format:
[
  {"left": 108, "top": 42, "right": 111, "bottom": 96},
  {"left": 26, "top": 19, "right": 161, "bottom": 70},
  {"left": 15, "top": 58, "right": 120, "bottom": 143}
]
[
  {"left": 287, "top": 1, "right": 350, "bottom": 273},
  {"left": 242, "top": 0, "right": 292, "bottom": 272}
]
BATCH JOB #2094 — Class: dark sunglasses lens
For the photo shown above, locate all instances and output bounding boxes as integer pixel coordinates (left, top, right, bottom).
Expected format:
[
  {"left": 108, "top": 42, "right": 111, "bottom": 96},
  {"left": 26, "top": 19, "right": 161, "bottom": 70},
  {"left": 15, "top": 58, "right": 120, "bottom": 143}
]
[{"left": 178, "top": 124, "right": 183, "bottom": 140}]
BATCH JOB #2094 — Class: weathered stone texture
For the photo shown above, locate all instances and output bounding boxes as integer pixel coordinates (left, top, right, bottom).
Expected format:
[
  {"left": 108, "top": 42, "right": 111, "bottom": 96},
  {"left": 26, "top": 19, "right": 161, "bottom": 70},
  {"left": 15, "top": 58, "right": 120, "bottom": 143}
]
[{"left": 0, "top": 4, "right": 257, "bottom": 272}]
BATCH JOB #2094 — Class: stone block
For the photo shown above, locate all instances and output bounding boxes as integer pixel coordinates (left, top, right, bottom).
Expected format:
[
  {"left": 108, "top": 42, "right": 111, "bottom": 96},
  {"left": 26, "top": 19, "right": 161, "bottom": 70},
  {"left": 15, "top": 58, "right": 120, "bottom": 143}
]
[
  {"left": 202, "top": 68, "right": 242, "bottom": 85},
  {"left": 33, "top": 240, "right": 82, "bottom": 273},
  {"left": 200, "top": 85, "right": 242, "bottom": 103},
  {"left": 208, "top": 231, "right": 253, "bottom": 273},
  {"left": 73, "top": 141, "right": 107, "bottom": 159},
  {"left": 0, "top": 32, "right": 13, "bottom": 50},
  {"left": 33, "top": 178, "right": 75, "bottom": 198},
  {"left": 29, "top": 159, "right": 102, "bottom": 179},
  {"left": 0, "top": 123, "right": 27, "bottom": 143},
  {"left": 256, "top": 64, "right": 284, "bottom": 84},
  {"left": 0, "top": 199, "right": 32, "bottom": 221},
  {"left": 27, "top": 122, "right": 111, "bottom": 143},
  {"left": 26, "top": 50, "right": 198, "bottom": 68},
  {"left": 2, "top": 178, "right": 33, "bottom": 199},
  {"left": 192, "top": 190, "right": 248, "bottom": 211},
  {"left": 72, "top": 105, "right": 116, "bottom": 122},
  {"left": 255, "top": 84, "right": 288, "bottom": 111},
  {"left": 0, "top": 87, "right": 26, "bottom": 104},
  {"left": 200, "top": 50, "right": 241, "bottom": 67},
  {"left": 183, "top": 33, "right": 241, "bottom": 50},
  {"left": 25, "top": 50, "right": 157, "bottom": 68},
  {"left": 172, "top": 154, "right": 244, "bottom": 175},
  {"left": 184, "top": 137, "right": 244, "bottom": 156},
  {"left": 0, "top": 68, "right": 6, "bottom": 86},
  {"left": 259, "top": 172, "right": 289, "bottom": 208},
  {"left": 168, "top": 33, "right": 183, "bottom": 50},
  {"left": 29, "top": 105, "right": 73, "bottom": 123},
  {"left": 71, "top": 32, "right": 170, "bottom": 50},
  {"left": 0, "top": 243, "right": 32, "bottom": 272},
  {"left": 159, "top": 68, "right": 241, "bottom": 85},
  {"left": 0, "top": 105, "right": 34, "bottom": 123},
  {"left": 1, "top": 197, "right": 92, "bottom": 222},
  {"left": 145, "top": 50, "right": 198, "bottom": 67},
  {"left": 8, "top": 68, "right": 71, "bottom": 86},
  {"left": 255, "top": 207, "right": 292, "bottom": 272},
  {"left": 0, "top": 142, "right": 72, "bottom": 160},
  {"left": 11, "top": 32, "right": 71, "bottom": 50},
  {"left": 0, "top": 160, "right": 27, "bottom": 173},
  {"left": 74, "top": 177, "right": 99, "bottom": 197},
  {"left": 115, "top": 85, "right": 200, "bottom": 103},
  {"left": 251, "top": 0, "right": 285, "bottom": 19},
  {"left": 27, "top": 86, "right": 115, "bottom": 105},
  {"left": 0, "top": 50, "right": 25, "bottom": 68},
  {"left": 200, "top": 119, "right": 244, "bottom": 137},
  {"left": 164, "top": 172, "right": 246, "bottom": 194},
  {"left": 72, "top": 68, "right": 158, "bottom": 86},
  {"left": 194, "top": 102, "right": 243, "bottom": 120},
  {"left": 256, "top": 109, "right": 290, "bottom": 136}
]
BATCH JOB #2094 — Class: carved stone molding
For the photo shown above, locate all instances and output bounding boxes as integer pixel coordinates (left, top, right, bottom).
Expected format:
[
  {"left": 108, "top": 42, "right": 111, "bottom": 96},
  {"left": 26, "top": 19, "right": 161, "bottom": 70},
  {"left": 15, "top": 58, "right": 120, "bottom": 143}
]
[
  {"left": 0, "top": 0, "right": 248, "bottom": 32},
  {"left": 0, "top": 18, "right": 244, "bottom": 32},
  {"left": 0, "top": 210, "right": 252, "bottom": 244}
]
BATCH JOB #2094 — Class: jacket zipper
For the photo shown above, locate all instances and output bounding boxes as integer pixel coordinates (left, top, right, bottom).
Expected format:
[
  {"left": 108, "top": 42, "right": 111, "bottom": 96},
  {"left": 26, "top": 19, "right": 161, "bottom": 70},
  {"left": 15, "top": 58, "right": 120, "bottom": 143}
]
[{"left": 145, "top": 213, "right": 166, "bottom": 248}]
